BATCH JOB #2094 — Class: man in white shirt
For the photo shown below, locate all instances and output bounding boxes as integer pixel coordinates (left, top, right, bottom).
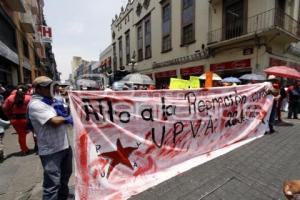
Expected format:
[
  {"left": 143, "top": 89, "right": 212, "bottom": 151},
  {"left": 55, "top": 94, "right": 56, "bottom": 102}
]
[{"left": 28, "top": 76, "right": 73, "bottom": 200}]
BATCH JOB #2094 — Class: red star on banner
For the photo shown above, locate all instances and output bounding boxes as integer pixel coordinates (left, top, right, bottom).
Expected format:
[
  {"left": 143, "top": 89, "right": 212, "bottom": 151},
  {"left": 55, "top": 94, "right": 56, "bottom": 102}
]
[{"left": 100, "top": 139, "right": 138, "bottom": 178}]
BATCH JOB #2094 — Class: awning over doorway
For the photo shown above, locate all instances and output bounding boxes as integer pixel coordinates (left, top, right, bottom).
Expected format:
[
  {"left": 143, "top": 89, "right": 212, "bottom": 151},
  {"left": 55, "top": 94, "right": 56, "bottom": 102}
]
[{"left": 0, "top": 40, "right": 19, "bottom": 65}]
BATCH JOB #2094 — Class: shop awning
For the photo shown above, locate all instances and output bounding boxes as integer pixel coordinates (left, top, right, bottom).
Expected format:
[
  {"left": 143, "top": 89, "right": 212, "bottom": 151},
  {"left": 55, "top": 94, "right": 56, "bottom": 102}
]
[{"left": 0, "top": 40, "right": 19, "bottom": 65}]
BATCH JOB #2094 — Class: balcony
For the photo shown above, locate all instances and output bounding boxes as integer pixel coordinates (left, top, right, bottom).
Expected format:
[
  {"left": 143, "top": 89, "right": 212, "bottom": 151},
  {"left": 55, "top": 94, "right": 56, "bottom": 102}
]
[
  {"left": 19, "top": 12, "right": 35, "bottom": 33},
  {"left": 33, "top": 33, "right": 43, "bottom": 48},
  {"left": 208, "top": 9, "right": 300, "bottom": 47},
  {"left": 3, "top": 0, "right": 26, "bottom": 12},
  {"left": 31, "top": 0, "right": 39, "bottom": 15}
]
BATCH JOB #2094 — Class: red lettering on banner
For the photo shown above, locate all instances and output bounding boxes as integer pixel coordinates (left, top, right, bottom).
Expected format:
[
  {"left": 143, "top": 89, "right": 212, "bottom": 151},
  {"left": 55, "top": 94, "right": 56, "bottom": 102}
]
[
  {"left": 77, "top": 131, "right": 89, "bottom": 200},
  {"left": 210, "top": 59, "right": 251, "bottom": 72}
]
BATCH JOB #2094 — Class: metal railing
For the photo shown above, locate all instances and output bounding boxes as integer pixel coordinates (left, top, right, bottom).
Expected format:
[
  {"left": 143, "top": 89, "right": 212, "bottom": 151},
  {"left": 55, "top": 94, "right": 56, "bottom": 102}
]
[{"left": 208, "top": 9, "right": 300, "bottom": 44}]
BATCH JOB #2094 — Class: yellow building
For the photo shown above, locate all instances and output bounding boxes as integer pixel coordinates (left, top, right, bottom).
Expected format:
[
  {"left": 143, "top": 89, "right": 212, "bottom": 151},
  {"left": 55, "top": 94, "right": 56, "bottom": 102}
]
[{"left": 0, "top": 0, "right": 55, "bottom": 86}]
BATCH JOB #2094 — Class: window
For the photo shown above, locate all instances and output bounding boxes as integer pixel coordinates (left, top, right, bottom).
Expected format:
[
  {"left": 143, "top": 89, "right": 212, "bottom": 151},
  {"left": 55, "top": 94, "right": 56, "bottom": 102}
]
[
  {"left": 125, "top": 30, "right": 130, "bottom": 64},
  {"left": 125, "top": 15, "right": 130, "bottom": 24},
  {"left": 223, "top": 0, "right": 245, "bottom": 40},
  {"left": 137, "top": 24, "right": 143, "bottom": 61},
  {"left": 162, "top": 1, "right": 172, "bottom": 52},
  {"left": 23, "top": 39, "right": 29, "bottom": 59},
  {"left": 0, "top": 12, "right": 17, "bottom": 52},
  {"left": 144, "top": 16, "right": 151, "bottom": 59},
  {"left": 112, "top": 43, "right": 117, "bottom": 71},
  {"left": 181, "top": 0, "right": 195, "bottom": 45},
  {"left": 275, "top": 0, "right": 286, "bottom": 28},
  {"left": 118, "top": 37, "right": 123, "bottom": 68}
]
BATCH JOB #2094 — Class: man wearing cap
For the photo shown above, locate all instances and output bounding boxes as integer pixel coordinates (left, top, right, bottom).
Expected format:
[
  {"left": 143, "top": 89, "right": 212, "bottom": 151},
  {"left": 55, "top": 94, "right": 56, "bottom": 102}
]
[{"left": 28, "top": 76, "right": 73, "bottom": 200}]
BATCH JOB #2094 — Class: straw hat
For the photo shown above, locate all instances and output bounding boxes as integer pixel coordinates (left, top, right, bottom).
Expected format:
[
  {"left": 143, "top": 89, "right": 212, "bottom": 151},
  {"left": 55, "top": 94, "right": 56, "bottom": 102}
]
[{"left": 33, "top": 76, "right": 53, "bottom": 87}]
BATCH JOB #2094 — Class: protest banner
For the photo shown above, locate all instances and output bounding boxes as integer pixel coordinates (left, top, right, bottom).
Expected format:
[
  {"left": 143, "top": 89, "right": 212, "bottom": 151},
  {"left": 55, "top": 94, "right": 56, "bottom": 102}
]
[
  {"left": 189, "top": 76, "right": 200, "bottom": 88},
  {"left": 169, "top": 78, "right": 190, "bottom": 89},
  {"left": 69, "top": 83, "right": 273, "bottom": 200}
]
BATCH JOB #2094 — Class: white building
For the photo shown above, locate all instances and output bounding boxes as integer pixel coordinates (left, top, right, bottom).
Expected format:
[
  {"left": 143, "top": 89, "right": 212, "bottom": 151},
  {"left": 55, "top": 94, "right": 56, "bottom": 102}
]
[
  {"left": 99, "top": 45, "right": 113, "bottom": 74},
  {"left": 110, "top": 0, "right": 300, "bottom": 88}
]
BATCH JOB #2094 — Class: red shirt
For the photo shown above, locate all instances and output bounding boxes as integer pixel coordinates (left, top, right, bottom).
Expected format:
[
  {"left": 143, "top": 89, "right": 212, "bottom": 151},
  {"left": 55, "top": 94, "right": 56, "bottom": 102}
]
[{"left": 2, "top": 93, "right": 31, "bottom": 117}]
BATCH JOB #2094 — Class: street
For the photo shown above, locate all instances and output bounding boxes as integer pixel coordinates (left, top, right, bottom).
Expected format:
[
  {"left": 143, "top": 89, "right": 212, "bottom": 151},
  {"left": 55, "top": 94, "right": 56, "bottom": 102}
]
[{"left": 0, "top": 116, "right": 299, "bottom": 200}]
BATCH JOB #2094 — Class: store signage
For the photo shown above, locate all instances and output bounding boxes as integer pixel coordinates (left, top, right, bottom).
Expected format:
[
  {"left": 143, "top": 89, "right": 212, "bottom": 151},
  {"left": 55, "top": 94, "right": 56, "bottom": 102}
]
[
  {"left": 38, "top": 26, "right": 52, "bottom": 43},
  {"left": 155, "top": 70, "right": 177, "bottom": 79},
  {"left": 269, "top": 57, "right": 300, "bottom": 71},
  {"left": 153, "top": 50, "right": 208, "bottom": 69},
  {"left": 180, "top": 66, "right": 204, "bottom": 76},
  {"left": 210, "top": 59, "right": 251, "bottom": 72}
]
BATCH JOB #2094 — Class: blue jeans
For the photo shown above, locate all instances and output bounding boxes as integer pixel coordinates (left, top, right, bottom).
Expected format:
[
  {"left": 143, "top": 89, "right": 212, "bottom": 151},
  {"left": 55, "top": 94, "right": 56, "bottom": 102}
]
[{"left": 40, "top": 147, "right": 73, "bottom": 200}]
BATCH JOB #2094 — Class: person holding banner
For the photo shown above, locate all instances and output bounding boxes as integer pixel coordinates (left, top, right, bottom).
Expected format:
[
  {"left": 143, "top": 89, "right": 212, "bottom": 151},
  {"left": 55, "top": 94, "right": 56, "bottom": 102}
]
[
  {"left": 268, "top": 82, "right": 281, "bottom": 134},
  {"left": 28, "top": 76, "right": 73, "bottom": 200}
]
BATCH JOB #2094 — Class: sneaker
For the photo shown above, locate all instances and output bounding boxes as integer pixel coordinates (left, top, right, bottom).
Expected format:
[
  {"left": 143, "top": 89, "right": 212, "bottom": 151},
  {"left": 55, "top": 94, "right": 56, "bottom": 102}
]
[{"left": 270, "top": 129, "right": 276, "bottom": 134}]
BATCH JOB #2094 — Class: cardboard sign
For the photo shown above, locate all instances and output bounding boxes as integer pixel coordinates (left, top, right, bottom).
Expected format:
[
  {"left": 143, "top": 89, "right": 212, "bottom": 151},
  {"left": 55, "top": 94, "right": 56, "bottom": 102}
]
[
  {"left": 169, "top": 78, "right": 190, "bottom": 89},
  {"left": 189, "top": 76, "right": 200, "bottom": 88}
]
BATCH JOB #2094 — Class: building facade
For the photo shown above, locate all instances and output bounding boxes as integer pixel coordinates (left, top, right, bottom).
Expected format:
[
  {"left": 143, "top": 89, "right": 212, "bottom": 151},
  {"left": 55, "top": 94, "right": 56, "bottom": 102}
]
[
  {"left": 99, "top": 45, "right": 113, "bottom": 75},
  {"left": 0, "top": 0, "right": 59, "bottom": 87},
  {"left": 71, "top": 56, "right": 82, "bottom": 80},
  {"left": 72, "top": 57, "right": 98, "bottom": 80},
  {"left": 109, "top": 0, "right": 300, "bottom": 88}
]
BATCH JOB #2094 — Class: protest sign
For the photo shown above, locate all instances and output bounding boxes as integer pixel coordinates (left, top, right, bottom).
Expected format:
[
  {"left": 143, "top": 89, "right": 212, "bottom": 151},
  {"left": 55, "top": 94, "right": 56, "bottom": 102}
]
[
  {"left": 169, "top": 78, "right": 190, "bottom": 89},
  {"left": 69, "top": 83, "right": 273, "bottom": 200},
  {"left": 189, "top": 76, "right": 200, "bottom": 88}
]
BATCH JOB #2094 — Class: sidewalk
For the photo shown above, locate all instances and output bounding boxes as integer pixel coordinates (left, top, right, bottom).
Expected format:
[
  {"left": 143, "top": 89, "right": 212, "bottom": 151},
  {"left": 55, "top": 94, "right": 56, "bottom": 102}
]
[
  {"left": 130, "top": 118, "right": 300, "bottom": 200},
  {"left": 1, "top": 117, "right": 299, "bottom": 200},
  {"left": 0, "top": 127, "right": 74, "bottom": 200}
]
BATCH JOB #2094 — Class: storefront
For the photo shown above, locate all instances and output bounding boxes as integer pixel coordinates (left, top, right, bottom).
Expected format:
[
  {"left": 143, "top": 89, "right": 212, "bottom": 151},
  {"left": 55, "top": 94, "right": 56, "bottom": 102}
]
[
  {"left": 0, "top": 54, "right": 19, "bottom": 86},
  {"left": 155, "top": 70, "right": 177, "bottom": 89},
  {"left": 269, "top": 57, "right": 300, "bottom": 72},
  {"left": 180, "top": 65, "right": 204, "bottom": 80},
  {"left": 210, "top": 59, "right": 252, "bottom": 78}
]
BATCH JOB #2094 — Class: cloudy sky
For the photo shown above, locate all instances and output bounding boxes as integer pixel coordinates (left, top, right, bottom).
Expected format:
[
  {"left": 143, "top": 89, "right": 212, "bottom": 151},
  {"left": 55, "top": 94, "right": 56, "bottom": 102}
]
[{"left": 44, "top": 0, "right": 127, "bottom": 81}]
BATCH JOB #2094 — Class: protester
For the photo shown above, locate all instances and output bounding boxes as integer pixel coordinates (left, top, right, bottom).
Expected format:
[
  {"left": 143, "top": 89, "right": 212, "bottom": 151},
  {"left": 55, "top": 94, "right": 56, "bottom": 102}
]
[
  {"left": 288, "top": 82, "right": 300, "bottom": 119},
  {"left": 26, "top": 84, "right": 34, "bottom": 95},
  {"left": 277, "top": 84, "right": 287, "bottom": 122},
  {"left": 28, "top": 76, "right": 73, "bottom": 200},
  {"left": 2, "top": 85, "right": 32, "bottom": 155},
  {"left": 283, "top": 180, "right": 300, "bottom": 200},
  {"left": 267, "top": 82, "right": 281, "bottom": 134},
  {"left": 0, "top": 96, "right": 10, "bottom": 160}
]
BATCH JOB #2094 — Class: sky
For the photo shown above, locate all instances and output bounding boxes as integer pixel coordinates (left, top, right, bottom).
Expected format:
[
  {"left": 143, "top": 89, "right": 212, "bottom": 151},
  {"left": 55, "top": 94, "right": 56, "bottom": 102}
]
[{"left": 44, "top": 0, "right": 127, "bottom": 81}]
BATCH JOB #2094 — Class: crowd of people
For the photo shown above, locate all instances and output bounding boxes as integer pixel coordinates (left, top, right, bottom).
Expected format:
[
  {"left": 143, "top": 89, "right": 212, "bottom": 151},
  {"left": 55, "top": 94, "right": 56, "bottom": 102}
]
[
  {"left": 0, "top": 75, "right": 299, "bottom": 199},
  {"left": 0, "top": 77, "right": 73, "bottom": 200}
]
